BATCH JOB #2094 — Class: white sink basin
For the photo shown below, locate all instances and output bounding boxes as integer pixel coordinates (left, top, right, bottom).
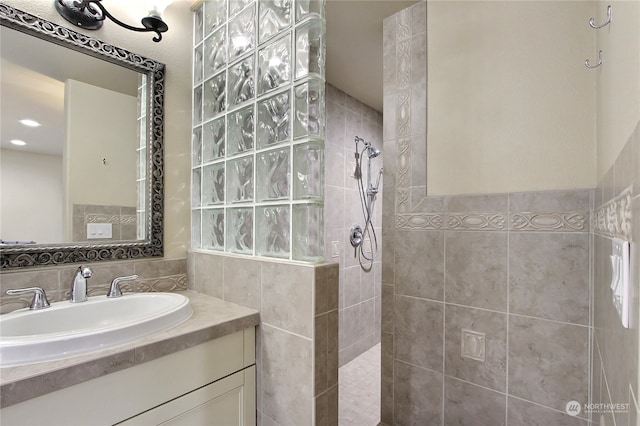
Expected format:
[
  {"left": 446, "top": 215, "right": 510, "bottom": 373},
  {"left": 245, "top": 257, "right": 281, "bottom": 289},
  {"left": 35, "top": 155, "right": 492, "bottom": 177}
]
[{"left": 0, "top": 293, "right": 192, "bottom": 367}]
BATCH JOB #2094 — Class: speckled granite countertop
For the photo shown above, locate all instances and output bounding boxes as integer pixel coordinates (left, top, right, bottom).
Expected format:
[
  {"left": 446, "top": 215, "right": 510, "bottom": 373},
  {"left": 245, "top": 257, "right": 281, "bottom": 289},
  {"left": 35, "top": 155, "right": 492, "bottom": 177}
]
[{"left": 0, "top": 291, "right": 260, "bottom": 408}]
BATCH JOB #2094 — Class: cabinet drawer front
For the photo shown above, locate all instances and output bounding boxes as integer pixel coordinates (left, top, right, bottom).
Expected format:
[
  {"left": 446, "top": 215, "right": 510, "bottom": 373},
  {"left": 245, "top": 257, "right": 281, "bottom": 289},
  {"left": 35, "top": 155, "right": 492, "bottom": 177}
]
[
  {"left": 120, "top": 370, "right": 246, "bottom": 426},
  {"left": 1, "top": 329, "right": 255, "bottom": 426}
]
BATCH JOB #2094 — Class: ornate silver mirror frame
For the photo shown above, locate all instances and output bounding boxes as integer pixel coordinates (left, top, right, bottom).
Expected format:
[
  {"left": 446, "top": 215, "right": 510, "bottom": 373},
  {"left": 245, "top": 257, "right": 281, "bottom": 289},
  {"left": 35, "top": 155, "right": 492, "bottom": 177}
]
[{"left": 0, "top": 3, "right": 165, "bottom": 269}]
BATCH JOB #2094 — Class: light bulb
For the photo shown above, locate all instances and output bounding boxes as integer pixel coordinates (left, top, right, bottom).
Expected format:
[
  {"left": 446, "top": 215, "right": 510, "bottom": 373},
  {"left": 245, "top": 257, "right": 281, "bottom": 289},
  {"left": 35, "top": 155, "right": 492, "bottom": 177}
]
[
  {"left": 10, "top": 139, "right": 27, "bottom": 146},
  {"left": 148, "top": 0, "right": 173, "bottom": 17}
]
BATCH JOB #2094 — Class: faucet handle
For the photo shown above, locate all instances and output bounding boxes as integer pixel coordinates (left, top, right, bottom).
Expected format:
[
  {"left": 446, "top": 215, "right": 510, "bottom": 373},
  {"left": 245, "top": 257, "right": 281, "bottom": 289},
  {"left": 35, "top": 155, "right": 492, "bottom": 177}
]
[
  {"left": 6, "top": 287, "right": 51, "bottom": 310},
  {"left": 107, "top": 274, "right": 139, "bottom": 298}
]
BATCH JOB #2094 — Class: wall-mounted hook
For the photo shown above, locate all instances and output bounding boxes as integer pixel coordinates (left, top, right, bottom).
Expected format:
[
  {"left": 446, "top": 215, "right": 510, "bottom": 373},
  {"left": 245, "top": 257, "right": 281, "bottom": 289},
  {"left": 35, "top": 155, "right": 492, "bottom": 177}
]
[
  {"left": 585, "top": 50, "right": 603, "bottom": 69},
  {"left": 589, "top": 5, "right": 612, "bottom": 29}
]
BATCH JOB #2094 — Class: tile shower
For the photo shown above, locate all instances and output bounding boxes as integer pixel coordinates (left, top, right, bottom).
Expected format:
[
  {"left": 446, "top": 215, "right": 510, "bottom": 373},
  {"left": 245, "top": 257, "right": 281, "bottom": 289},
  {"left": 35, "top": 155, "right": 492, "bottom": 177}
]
[{"left": 325, "top": 84, "right": 383, "bottom": 366}]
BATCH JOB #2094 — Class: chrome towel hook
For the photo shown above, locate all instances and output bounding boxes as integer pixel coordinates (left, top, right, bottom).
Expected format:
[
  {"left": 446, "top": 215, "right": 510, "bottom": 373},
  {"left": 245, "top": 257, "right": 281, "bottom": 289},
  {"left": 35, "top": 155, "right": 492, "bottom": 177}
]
[
  {"left": 585, "top": 50, "right": 603, "bottom": 69},
  {"left": 589, "top": 5, "right": 612, "bottom": 29}
]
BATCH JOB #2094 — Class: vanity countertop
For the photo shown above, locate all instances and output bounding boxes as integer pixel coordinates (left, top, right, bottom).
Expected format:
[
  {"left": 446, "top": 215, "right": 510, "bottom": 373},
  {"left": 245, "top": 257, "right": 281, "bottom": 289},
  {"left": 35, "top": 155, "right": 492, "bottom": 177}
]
[{"left": 0, "top": 291, "right": 260, "bottom": 408}]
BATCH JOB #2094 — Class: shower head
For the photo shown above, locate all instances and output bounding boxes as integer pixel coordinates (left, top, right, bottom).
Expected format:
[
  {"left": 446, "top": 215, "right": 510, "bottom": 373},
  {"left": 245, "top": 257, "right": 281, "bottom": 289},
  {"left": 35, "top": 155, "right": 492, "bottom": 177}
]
[{"left": 367, "top": 146, "right": 381, "bottom": 159}]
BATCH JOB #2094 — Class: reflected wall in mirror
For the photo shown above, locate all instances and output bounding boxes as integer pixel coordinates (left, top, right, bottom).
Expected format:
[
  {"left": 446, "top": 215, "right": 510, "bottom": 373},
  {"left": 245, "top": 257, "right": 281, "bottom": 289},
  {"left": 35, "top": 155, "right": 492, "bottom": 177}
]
[{"left": 0, "top": 4, "right": 165, "bottom": 269}]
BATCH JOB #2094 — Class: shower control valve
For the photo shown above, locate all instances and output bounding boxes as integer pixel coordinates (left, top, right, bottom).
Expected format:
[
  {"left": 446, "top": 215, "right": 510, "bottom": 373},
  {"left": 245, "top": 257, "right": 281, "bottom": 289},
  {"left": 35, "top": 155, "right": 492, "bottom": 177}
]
[{"left": 349, "top": 225, "right": 363, "bottom": 248}]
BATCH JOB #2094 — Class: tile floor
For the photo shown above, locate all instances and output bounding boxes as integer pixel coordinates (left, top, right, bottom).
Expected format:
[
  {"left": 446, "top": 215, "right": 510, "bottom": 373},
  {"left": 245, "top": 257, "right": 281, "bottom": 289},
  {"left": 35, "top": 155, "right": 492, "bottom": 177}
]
[{"left": 339, "top": 343, "right": 381, "bottom": 426}]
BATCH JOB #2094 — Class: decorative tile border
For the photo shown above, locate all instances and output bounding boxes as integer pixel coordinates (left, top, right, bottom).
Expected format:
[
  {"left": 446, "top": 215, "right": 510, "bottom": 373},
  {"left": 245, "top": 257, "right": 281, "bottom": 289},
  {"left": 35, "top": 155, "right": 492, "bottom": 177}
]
[
  {"left": 510, "top": 212, "right": 589, "bottom": 232},
  {"left": 86, "top": 214, "right": 137, "bottom": 225},
  {"left": 593, "top": 185, "right": 633, "bottom": 240},
  {"left": 396, "top": 212, "right": 506, "bottom": 231},
  {"left": 396, "top": 214, "right": 443, "bottom": 230},
  {"left": 136, "top": 274, "right": 188, "bottom": 292},
  {"left": 447, "top": 213, "right": 506, "bottom": 231},
  {"left": 397, "top": 209, "right": 591, "bottom": 232}
]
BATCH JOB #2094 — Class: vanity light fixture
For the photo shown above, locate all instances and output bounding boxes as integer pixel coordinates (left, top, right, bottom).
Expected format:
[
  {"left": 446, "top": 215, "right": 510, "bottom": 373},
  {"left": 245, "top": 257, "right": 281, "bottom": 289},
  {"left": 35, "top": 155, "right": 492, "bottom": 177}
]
[
  {"left": 54, "top": 0, "right": 171, "bottom": 42},
  {"left": 10, "top": 139, "right": 27, "bottom": 146}
]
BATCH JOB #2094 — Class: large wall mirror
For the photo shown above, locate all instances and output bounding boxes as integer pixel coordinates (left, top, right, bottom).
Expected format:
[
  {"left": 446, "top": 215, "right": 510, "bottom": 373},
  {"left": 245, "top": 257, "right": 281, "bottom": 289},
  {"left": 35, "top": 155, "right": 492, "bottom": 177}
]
[{"left": 0, "top": 4, "right": 165, "bottom": 269}]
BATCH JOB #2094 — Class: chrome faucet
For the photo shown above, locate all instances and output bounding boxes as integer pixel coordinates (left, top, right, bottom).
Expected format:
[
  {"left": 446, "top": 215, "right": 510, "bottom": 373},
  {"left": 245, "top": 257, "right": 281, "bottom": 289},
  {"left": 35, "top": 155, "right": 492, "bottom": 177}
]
[
  {"left": 70, "top": 266, "right": 92, "bottom": 303},
  {"left": 5, "top": 287, "right": 51, "bottom": 310},
  {"left": 107, "top": 274, "right": 139, "bottom": 298}
]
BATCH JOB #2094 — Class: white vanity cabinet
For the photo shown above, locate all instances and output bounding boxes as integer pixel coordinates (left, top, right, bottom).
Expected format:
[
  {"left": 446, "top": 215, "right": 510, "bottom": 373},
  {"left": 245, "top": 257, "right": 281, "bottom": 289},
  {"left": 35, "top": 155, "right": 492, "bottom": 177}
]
[{"left": 0, "top": 328, "right": 256, "bottom": 426}]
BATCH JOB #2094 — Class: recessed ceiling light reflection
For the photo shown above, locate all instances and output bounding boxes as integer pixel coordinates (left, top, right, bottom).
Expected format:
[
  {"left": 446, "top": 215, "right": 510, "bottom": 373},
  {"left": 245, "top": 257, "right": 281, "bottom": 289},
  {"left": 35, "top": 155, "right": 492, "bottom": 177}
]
[
  {"left": 10, "top": 139, "right": 27, "bottom": 146},
  {"left": 19, "top": 119, "right": 41, "bottom": 127}
]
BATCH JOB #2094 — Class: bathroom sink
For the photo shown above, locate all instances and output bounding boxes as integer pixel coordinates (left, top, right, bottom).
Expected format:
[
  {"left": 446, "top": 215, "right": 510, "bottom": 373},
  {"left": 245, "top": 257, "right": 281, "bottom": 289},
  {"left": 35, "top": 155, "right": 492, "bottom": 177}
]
[{"left": 0, "top": 293, "right": 192, "bottom": 367}]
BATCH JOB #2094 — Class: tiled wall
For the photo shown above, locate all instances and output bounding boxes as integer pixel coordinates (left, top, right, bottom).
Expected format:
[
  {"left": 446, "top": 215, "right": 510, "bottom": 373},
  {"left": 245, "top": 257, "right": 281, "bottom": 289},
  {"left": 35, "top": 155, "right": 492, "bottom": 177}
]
[
  {"left": 592, "top": 121, "right": 640, "bottom": 426},
  {"left": 188, "top": 250, "right": 338, "bottom": 426},
  {"left": 72, "top": 204, "right": 137, "bottom": 242},
  {"left": 382, "top": 3, "right": 592, "bottom": 424},
  {"left": 324, "top": 83, "right": 383, "bottom": 366},
  {"left": 381, "top": 190, "right": 593, "bottom": 425},
  {"left": 0, "top": 258, "right": 187, "bottom": 314}
]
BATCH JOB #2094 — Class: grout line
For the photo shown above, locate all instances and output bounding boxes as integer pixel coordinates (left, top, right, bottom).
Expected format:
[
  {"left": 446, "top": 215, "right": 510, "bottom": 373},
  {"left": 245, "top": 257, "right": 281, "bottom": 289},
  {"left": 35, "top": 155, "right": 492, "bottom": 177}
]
[
  {"left": 508, "top": 394, "right": 590, "bottom": 422},
  {"left": 507, "top": 311, "right": 591, "bottom": 329},
  {"left": 444, "top": 374, "right": 506, "bottom": 396},
  {"left": 394, "top": 358, "right": 442, "bottom": 377},
  {"left": 506, "top": 197, "right": 510, "bottom": 426},
  {"left": 260, "top": 323, "right": 314, "bottom": 343},
  {"left": 442, "top": 231, "right": 447, "bottom": 426},
  {"left": 587, "top": 228, "right": 594, "bottom": 425}
]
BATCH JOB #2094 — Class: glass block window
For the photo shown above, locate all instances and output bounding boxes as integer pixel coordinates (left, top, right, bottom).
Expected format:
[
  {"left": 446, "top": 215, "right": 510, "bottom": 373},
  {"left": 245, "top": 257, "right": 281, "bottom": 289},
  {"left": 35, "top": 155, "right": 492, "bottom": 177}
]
[{"left": 192, "top": 0, "right": 326, "bottom": 262}]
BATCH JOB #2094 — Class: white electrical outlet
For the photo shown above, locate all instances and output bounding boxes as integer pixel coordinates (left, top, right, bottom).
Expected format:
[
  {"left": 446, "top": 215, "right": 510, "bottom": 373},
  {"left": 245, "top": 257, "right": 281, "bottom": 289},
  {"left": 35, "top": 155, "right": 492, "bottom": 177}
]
[{"left": 87, "top": 223, "right": 113, "bottom": 239}]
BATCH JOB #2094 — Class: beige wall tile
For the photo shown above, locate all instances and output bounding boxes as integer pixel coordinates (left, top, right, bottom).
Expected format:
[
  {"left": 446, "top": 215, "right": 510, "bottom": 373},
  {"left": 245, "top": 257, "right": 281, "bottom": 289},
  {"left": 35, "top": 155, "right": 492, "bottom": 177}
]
[
  {"left": 444, "top": 377, "right": 506, "bottom": 426},
  {"left": 445, "top": 304, "right": 507, "bottom": 392},
  {"left": 223, "top": 256, "right": 261, "bottom": 310},
  {"left": 507, "top": 397, "right": 588, "bottom": 425},
  {"left": 395, "top": 230, "right": 444, "bottom": 301},
  {"left": 381, "top": 284, "right": 394, "bottom": 334},
  {"left": 360, "top": 267, "right": 375, "bottom": 302},
  {"left": 381, "top": 377, "right": 394, "bottom": 425},
  {"left": 394, "top": 295, "right": 443, "bottom": 371},
  {"left": 315, "top": 391, "right": 328, "bottom": 426},
  {"left": 327, "top": 384, "right": 338, "bottom": 426},
  {"left": 191, "top": 251, "right": 223, "bottom": 297},
  {"left": 509, "top": 316, "right": 588, "bottom": 411},
  {"left": 327, "top": 265, "right": 339, "bottom": 313},
  {"left": 315, "top": 313, "right": 328, "bottom": 395},
  {"left": 327, "top": 310, "right": 339, "bottom": 388},
  {"left": 382, "top": 331, "right": 394, "bottom": 383},
  {"left": 262, "top": 262, "right": 314, "bottom": 338},
  {"left": 261, "top": 325, "right": 313, "bottom": 426},
  {"left": 509, "top": 233, "right": 590, "bottom": 324},
  {"left": 445, "top": 231, "right": 508, "bottom": 312},
  {"left": 343, "top": 266, "right": 361, "bottom": 307},
  {"left": 340, "top": 304, "right": 360, "bottom": 350},
  {"left": 134, "top": 258, "right": 186, "bottom": 278},
  {"left": 394, "top": 361, "right": 442, "bottom": 425}
]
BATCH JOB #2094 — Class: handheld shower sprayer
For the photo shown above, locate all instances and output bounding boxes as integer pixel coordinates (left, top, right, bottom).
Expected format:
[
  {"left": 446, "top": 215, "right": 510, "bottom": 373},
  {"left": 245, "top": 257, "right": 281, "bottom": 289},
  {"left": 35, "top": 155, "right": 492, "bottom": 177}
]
[{"left": 350, "top": 135, "right": 383, "bottom": 270}]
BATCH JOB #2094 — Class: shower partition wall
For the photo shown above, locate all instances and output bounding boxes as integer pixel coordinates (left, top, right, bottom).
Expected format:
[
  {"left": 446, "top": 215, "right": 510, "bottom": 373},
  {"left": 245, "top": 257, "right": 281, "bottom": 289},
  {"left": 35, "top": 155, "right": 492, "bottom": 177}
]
[{"left": 191, "top": 0, "right": 326, "bottom": 261}]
